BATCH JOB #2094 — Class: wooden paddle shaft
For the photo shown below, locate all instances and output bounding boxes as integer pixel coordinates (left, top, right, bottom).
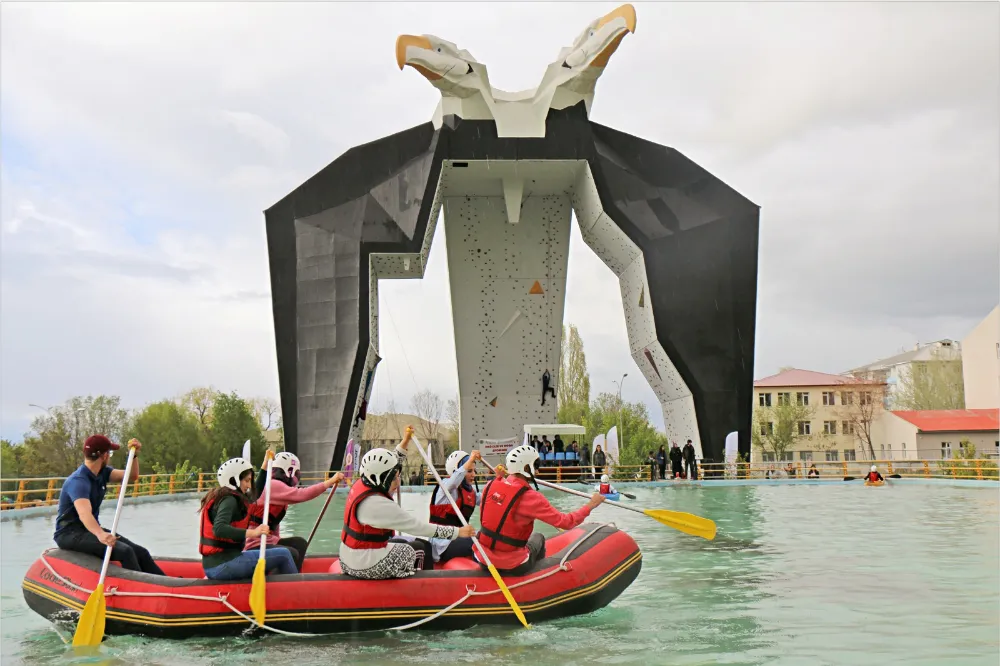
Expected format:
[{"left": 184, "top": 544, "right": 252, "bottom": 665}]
[
  {"left": 99, "top": 446, "right": 138, "bottom": 586},
  {"left": 305, "top": 480, "right": 340, "bottom": 549}
]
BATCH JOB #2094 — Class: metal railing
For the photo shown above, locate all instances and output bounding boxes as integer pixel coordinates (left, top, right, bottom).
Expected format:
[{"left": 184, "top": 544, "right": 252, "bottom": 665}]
[{"left": 4, "top": 459, "right": 996, "bottom": 510}]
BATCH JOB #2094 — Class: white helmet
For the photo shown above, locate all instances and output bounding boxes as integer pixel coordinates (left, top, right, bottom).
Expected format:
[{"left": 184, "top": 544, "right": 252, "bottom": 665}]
[
  {"left": 218, "top": 458, "right": 253, "bottom": 491},
  {"left": 871, "top": 465, "right": 877, "bottom": 472},
  {"left": 601, "top": 474, "right": 610, "bottom": 484},
  {"left": 505, "top": 445, "right": 539, "bottom": 477},
  {"left": 273, "top": 451, "right": 301, "bottom": 478},
  {"left": 446, "top": 450, "right": 471, "bottom": 476},
  {"left": 360, "top": 447, "right": 402, "bottom": 492}
]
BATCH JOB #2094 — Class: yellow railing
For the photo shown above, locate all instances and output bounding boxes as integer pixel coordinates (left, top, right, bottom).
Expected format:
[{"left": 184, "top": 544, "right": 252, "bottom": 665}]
[{"left": 4, "top": 459, "right": 996, "bottom": 510}]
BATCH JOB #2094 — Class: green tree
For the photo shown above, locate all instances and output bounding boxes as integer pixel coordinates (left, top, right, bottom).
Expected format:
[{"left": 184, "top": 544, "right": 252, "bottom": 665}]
[
  {"left": 894, "top": 361, "right": 965, "bottom": 410},
  {"left": 128, "top": 400, "right": 213, "bottom": 471},
  {"left": 584, "top": 392, "right": 667, "bottom": 471},
  {"left": 210, "top": 392, "right": 266, "bottom": 466},
  {"left": 752, "top": 401, "right": 816, "bottom": 462},
  {"left": 557, "top": 324, "right": 591, "bottom": 425},
  {"left": 1, "top": 440, "right": 23, "bottom": 492},
  {"left": 181, "top": 387, "right": 216, "bottom": 429}
]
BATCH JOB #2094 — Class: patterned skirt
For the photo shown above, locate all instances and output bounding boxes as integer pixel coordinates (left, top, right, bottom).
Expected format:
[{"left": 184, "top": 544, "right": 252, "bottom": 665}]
[{"left": 340, "top": 542, "right": 421, "bottom": 580}]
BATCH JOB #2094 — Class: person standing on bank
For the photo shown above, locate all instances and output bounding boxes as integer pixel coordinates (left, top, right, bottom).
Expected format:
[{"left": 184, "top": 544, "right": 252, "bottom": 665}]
[
  {"left": 593, "top": 444, "right": 607, "bottom": 477},
  {"left": 656, "top": 445, "right": 667, "bottom": 481},
  {"left": 669, "top": 441, "right": 684, "bottom": 478},
  {"left": 53, "top": 435, "right": 165, "bottom": 575},
  {"left": 682, "top": 440, "right": 698, "bottom": 480}
]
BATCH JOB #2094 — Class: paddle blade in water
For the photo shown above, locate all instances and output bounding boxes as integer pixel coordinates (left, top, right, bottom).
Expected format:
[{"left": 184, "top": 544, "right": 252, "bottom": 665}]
[
  {"left": 249, "top": 558, "right": 267, "bottom": 626},
  {"left": 487, "top": 564, "right": 530, "bottom": 628},
  {"left": 72, "top": 586, "right": 106, "bottom": 648},
  {"left": 644, "top": 509, "right": 717, "bottom": 540}
]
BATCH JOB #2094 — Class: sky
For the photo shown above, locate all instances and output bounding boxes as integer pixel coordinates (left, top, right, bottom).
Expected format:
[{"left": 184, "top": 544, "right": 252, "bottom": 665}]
[{"left": 1, "top": 2, "right": 998, "bottom": 442}]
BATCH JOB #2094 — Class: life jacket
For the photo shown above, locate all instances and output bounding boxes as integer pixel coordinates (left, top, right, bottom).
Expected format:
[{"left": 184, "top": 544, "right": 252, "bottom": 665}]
[
  {"left": 341, "top": 479, "right": 394, "bottom": 550},
  {"left": 199, "top": 492, "right": 252, "bottom": 556},
  {"left": 599, "top": 482, "right": 611, "bottom": 494},
  {"left": 867, "top": 472, "right": 881, "bottom": 482},
  {"left": 476, "top": 477, "right": 532, "bottom": 552},
  {"left": 247, "top": 501, "right": 287, "bottom": 531},
  {"left": 428, "top": 483, "right": 477, "bottom": 527}
]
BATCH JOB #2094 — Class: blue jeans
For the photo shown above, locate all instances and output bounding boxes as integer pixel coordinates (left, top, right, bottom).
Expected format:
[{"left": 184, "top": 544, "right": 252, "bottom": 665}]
[{"left": 204, "top": 547, "right": 297, "bottom": 580}]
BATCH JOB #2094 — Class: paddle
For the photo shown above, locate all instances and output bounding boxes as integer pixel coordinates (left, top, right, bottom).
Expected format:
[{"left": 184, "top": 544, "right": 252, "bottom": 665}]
[
  {"left": 72, "top": 444, "right": 138, "bottom": 649},
  {"left": 621, "top": 492, "right": 637, "bottom": 500},
  {"left": 407, "top": 430, "right": 531, "bottom": 629},
  {"left": 248, "top": 452, "right": 274, "bottom": 626},
  {"left": 484, "top": 461, "right": 716, "bottom": 541},
  {"left": 844, "top": 474, "right": 902, "bottom": 481}
]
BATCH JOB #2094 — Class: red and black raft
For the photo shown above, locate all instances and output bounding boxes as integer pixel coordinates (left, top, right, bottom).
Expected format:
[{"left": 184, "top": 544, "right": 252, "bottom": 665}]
[{"left": 22, "top": 523, "right": 640, "bottom": 638}]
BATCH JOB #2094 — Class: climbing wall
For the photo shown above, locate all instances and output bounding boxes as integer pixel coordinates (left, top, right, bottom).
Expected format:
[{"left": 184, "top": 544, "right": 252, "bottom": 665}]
[
  {"left": 570, "top": 163, "right": 703, "bottom": 457},
  {"left": 441, "top": 161, "right": 574, "bottom": 449}
]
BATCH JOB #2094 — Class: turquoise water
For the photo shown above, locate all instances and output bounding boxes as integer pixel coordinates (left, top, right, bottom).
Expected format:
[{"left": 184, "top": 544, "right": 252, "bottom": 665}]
[{"left": 2, "top": 484, "right": 998, "bottom": 665}]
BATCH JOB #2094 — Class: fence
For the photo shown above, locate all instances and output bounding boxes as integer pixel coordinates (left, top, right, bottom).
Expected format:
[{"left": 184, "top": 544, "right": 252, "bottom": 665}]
[{"left": 4, "top": 459, "right": 996, "bottom": 510}]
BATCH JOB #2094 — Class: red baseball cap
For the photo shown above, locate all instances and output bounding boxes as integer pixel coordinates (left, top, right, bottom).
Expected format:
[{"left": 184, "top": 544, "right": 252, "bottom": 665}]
[{"left": 83, "top": 435, "right": 120, "bottom": 456}]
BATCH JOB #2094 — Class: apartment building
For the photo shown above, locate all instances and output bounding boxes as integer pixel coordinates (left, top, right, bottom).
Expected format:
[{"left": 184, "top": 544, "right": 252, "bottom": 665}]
[
  {"left": 844, "top": 339, "right": 962, "bottom": 408},
  {"left": 752, "top": 369, "right": 866, "bottom": 463},
  {"left": 962, "top": 306, "right": 999, "bottom": 410}
]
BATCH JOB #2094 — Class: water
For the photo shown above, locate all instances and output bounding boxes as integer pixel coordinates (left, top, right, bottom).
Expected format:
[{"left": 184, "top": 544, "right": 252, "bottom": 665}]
[{"left": 2, "top": 484, "right": 998, "bottom": 665}]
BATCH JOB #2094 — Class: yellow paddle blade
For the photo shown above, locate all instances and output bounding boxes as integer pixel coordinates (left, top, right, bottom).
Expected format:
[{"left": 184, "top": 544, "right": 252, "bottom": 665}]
[
  {"left": 487, "top": 564, "right": 530, "bottom": 628},
  {"left": 644, "top": 508, "right": 717, "bottom": 541},
  {"left": 72, "top": 586, "right": 106, "bottom": 648},
  {"left": 248, "top": 558, "right": 267, "bottom": 626}
]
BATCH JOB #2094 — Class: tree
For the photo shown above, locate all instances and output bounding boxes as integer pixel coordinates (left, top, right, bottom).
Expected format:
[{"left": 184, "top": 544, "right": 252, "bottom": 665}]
[
  {"left": 251, "top": 397, "right": 281, "bottom": 430},
  {"left": 127, "top": 401, "right": 213, "bottom": 471},
  {"left": 1, "top": 440, "right": 23, "bottom": 491},
  {"left": 210, "top": 392, "right": 266, "bottom": 466},
  {"left": 558, "top": 324, "right": 590, "bottom": 425},
  {"left": 411, "top": 389, "right": 444, "bottom": 460},
  {"left": 30, "top": 395, "right": 131, "bottom": 451},
  {"left": 838, "top": 377, "right": 888, "bottom": 460},
  {"left": 444, "top": 397, "right": 460, "bottom": 446},
  {"left": 751, "top": 401, "right": 816, "bottom": 462},
  {"left": 584, "top": 392, "right": 667, "bottom": 470},
  {"left": 181, "top": 387, "right": 216, "bottom": 429},
  {"left": 894, "top": 360, "right": 965, "bottom": 410}
]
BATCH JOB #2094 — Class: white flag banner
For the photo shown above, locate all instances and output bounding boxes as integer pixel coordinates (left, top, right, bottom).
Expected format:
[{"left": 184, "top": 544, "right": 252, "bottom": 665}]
[
  {"left": 605, "top": 426, "right": 619, "bottom": 465},
  {"left": 725, "top": 431, "right": 739, "bottom": 478}
]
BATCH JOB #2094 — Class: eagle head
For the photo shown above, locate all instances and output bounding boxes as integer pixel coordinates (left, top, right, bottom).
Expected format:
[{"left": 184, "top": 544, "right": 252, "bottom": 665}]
[
  {"left": 560, "top": 3, "right": 637, "bottom": 72},
  {"left": 395, "top": 34, "right": 485, "bottom": 98}
]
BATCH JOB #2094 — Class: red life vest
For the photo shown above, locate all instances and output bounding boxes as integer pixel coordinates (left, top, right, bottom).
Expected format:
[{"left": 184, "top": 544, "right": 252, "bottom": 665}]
[
  {"left": 599, "top": 482, "right": 611, "bottom": 494},
  {"left": 476, "top": 477, "right": 531, "bottom": 552},
  {"left": 867, "top": 472, "right": 881, "bottom": 482},
  {"left": 428, "top": 483, "right": 477, "bottom": 527},
  {"left": 247, "top": 502, "right": 287, "bottom": 530},
  {"left": 341, "top": 479, "right": 395, "bottom": 550},
  {"left": 198, "top": 493, "right": 251, "bottom": 556}
]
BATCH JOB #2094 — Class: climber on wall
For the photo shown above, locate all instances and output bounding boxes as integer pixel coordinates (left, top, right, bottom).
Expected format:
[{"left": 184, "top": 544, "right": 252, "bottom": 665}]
[{"left": 541, "top": 369, "right": 556, "bottom": 406}]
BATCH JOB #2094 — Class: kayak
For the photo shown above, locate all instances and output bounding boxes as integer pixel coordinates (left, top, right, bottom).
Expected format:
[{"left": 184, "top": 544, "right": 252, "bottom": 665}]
[
  {"left": 602, "top": 492, "right": 621, "bottom": 501},
  {"left": 23, "top": 522, "right": 640, "bottom": 638},
  {"left": 864, "top": 480, "right": 886, "bottom": 487}
]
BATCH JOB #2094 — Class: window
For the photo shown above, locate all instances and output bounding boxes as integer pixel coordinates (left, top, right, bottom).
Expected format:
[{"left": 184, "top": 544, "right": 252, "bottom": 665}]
[
  {"left": 823, "top": 421, "right": 837, "bottom": 435},
  {"left": 797, "top": 392, "right": 810, "bottom": 406},
  {"left": 759, "top": 421, "right": 774, "bottom": 436},
  {"left": 799, "top": 451, "right": 813, "bottom": 461},
  {"left": 941, "top": 441, "right": 952, "bottom": 459},
  {"left": 762, "top": 452, "right": 775, "bottom": 462},
  {"left": 777, "top": 392, "right": 791, "bottom": 406},
  {"left": 842, "top": 421, "right": 855, "bottom": 435},
  {"left": 798, "top": 421, "right": 811, "bottom": 436},
  {"left": 826, "top": 450, "right": 839, "bottom": 461},
  {"left": 758, "top": 393, "right": 772, "bottom": 407},
  {"left": 822, "top": 391, "right": 836, "bottom": 406},
  {"left": 860, "top": 391, "right": 873, "bottom": 405},
  {"left": 844, "top": 449, "right": 856, "bottom": 461},
  {"left": 841, "top": 391, "right": 854, "bottom": 405},
  {"left": 887, "top": 443, "right": 892, "bottom": 460},
  {"left": 779, "top": 451, "right": 794, "bottom": 462}
]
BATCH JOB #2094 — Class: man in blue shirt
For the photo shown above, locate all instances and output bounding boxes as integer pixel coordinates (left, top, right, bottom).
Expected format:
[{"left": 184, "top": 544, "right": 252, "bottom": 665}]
[{"left": 53, "top": 434, "right": 164, "bottom": 575}]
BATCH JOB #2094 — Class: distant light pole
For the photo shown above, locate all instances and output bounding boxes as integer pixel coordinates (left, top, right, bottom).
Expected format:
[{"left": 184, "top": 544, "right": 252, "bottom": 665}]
[{"left": 612, "top": 374, "right": 628, "bottom": 459}]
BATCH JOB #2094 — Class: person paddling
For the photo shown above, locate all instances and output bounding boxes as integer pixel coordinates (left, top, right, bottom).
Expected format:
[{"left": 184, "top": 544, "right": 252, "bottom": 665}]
[
  {"left": 475, "top": 445, "right": 604, "bottom": 575},
  {"left": 865, "top": 465, "right": 885, "bottom": 483},
  {"left": 245, "top": 451, "right": 344, "bottom": 571},
  {"left": 339, "top": 431, "right": 474, "bottom": 579},
  {"left": 199, "top": 457, "right": 297, "bottom": 580},
  {"left": 53, "top": 435, "right": 164, "bottom": 575},
  {"left": 598, "top": 474, "right": 618, "bottom": 496},
  {"left": 424, "top": 449, "right": 483, "bottom": 563}
]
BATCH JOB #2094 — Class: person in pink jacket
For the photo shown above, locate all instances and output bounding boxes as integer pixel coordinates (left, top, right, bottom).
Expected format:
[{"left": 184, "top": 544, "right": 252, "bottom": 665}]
[{"left": 245, "top": 451, "right": 344, "bottom": 570}]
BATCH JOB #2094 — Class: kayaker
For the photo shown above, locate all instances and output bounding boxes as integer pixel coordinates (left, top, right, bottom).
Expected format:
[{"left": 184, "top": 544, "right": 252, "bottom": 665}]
[
  {"left": 199, "top": 457, "right": 297, "bottom": 580},
  {"left": 53, "top": 435, "right": 165, "bottom": 575},
  {"left": 598, "top": 474, "right": 618, "bottom": 496},
  {"left": 866, "top": 465, "right": 884, "bottom": 483},
  {"left": 246, "top": 451, "right": 344, "bottom": 571},
  {"left": 475, "top": 445, "right": 604, "bottom": 575},
  {"left": 340, "top": 431, "right": 474, "bottom": 579}
]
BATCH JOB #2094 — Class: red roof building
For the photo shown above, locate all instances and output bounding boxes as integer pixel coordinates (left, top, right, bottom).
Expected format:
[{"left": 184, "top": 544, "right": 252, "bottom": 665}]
[
  {"left": 877, "top": 409, "right": 999, "bottom": 460},
  {"left": 891, "top": 409, "right": 999, "bottom": 433}
]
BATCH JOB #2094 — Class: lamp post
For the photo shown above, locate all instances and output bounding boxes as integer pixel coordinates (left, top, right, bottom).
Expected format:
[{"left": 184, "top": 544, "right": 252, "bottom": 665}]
[{"left": 612, "top": 373, "right": 628, "bottom": 459}]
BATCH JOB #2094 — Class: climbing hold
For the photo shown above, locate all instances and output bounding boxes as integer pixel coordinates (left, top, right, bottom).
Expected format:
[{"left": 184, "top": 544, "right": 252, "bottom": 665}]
[
  {"left": 643, "top": 348, "right": 662, "bottom": 380},
  {"left": 529, "top": 280, "right": 544, "bottom": 295},
  {"left": 498, "top": 310, "right": 522, "bottom": 340},
  {"left": 489, "top": 397, "right": 498, "bottom": 407},
  {"left": 638, "top": 286, "right": 645, "bottom": 308}
]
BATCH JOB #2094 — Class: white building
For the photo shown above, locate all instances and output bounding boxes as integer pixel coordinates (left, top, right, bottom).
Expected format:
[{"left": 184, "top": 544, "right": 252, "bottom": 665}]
[
  {"left": 844, "top": 339, "right": 962, "bottom": 408},
  {"left": 961, "top": 305, "right": 999, "bottom": 410},
  {"left": 875, "top": 409, "right": 1000, "bottom": 460}
]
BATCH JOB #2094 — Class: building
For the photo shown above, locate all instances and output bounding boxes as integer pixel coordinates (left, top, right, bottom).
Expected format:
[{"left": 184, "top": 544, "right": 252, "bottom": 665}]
[
  {"left": 875, "top": 409, "right": 1000, "bottom": 460},
  {"left": 962, "top": 306, "right": 999, "bottom": 410},
  {"left": 752, "top": 369, "right": 869, "bottom": 464},
  {"left": 844, "top": 339, "right": 962, "bottom": 408}
]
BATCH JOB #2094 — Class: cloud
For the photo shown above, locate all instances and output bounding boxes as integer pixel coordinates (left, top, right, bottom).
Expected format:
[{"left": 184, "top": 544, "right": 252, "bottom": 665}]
[{"left": 1, "top": 2, "right": 997, "bottom": 442}]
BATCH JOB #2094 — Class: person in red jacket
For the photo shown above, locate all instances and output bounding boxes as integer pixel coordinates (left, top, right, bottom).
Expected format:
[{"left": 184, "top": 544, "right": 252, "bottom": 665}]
[
  {"left": 475, "top": 445, "right": 604, "bottom": 575},
  {"left": 866, "top": 465, "right": 885, "bottom": 483}
]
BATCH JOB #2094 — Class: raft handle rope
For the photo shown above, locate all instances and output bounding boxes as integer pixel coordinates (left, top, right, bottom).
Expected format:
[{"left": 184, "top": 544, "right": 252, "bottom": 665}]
[{"left": 36, "top": 522, "right": 616, "bottom": 638}]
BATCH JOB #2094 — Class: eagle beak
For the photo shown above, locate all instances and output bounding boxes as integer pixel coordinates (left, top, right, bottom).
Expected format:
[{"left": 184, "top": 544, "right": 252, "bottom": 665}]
[
  {"left": 395, "top": 34, "right": 433, "bottom": 70},
  {"left": 589, "top": 4, "right": 637, "bottom": 68}
]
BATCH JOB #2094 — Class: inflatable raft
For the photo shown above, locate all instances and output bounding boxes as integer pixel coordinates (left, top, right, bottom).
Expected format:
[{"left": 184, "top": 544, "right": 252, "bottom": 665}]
[{"left": 23, "top": 522, "right": 639, "bottom": 638}]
